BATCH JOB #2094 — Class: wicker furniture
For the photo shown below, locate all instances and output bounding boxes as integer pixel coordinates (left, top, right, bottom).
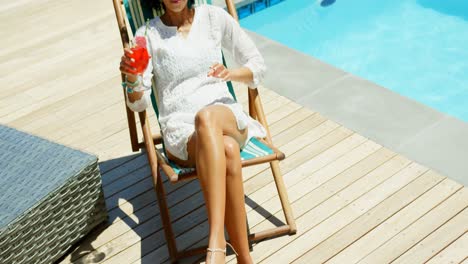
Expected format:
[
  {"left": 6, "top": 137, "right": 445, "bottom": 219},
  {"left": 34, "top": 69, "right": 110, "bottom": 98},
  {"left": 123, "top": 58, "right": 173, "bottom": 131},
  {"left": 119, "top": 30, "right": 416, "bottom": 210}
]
[{"left": 0, "top": 125, "right": 108, "bottom": 264}]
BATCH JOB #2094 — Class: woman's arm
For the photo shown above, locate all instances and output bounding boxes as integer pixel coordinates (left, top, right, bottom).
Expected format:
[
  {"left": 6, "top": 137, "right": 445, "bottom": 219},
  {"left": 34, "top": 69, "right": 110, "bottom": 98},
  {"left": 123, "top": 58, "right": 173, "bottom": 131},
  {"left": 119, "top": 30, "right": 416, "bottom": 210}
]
[
  {"left": 122, "top": 56, "right": 153, "bottom": 112},
  {"left": 119, "top": 27, "right": 154, "bottom": 112},
  {"left": 213, "top": 6, "right": 266, "bottom": 88},
  {"left": 207, "top": 63, "right": 253, "bottom": 84},
  {"left": 126, "top": 74, "right": 144, "bottom": 103}
]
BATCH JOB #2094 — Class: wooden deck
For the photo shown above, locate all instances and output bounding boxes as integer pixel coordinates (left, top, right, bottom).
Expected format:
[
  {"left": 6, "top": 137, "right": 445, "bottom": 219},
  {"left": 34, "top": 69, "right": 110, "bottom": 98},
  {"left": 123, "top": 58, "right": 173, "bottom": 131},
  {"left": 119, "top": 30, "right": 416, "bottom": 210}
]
[{"left": 2, "top": 0, "right": 467, "bottom": 263}]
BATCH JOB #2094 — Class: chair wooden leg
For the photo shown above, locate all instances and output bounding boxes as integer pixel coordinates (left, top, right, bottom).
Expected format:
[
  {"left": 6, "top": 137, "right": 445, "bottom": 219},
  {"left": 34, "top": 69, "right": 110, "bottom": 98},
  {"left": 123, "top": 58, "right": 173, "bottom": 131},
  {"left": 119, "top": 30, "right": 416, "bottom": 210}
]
[
  {"left": 248, "top": 89, "right": 257, "bottom": 120},
  {"left": 270, "top": 160, "right": 297, "bottom": 234},
  {"left": 155, "top": 168, "right": 179, "bottom": 263}
]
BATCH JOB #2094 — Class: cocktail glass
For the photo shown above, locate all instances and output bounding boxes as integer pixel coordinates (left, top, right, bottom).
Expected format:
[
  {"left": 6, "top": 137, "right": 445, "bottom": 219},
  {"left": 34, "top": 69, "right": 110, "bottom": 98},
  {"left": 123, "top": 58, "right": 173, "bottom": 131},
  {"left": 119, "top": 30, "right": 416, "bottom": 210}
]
[{"left": 128, "top": 36, "right": 151, "bottom": 91}]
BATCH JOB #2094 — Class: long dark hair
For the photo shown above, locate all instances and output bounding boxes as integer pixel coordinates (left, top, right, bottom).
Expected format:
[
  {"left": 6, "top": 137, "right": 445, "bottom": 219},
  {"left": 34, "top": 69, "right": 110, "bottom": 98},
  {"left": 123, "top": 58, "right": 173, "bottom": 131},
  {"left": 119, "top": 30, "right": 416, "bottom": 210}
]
[{"left": 141, "top": 0, "right": 195, "bottom": 14}]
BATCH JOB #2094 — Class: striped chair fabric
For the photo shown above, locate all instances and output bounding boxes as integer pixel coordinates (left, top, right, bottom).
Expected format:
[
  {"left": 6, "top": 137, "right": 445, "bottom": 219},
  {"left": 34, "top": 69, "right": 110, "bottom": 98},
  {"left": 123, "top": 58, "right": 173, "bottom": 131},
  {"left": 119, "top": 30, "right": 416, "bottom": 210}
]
[{"left": 123, "top": 0, "right": 275, "bottom": 175}]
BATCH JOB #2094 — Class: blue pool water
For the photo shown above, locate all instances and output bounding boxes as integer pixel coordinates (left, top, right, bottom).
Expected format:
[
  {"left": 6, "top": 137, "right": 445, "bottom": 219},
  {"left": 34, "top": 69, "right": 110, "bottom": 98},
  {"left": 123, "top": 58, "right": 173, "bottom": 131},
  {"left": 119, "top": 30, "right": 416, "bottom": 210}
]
[{"left": 240, "top": 0, "right": 468, "bottom": 122}]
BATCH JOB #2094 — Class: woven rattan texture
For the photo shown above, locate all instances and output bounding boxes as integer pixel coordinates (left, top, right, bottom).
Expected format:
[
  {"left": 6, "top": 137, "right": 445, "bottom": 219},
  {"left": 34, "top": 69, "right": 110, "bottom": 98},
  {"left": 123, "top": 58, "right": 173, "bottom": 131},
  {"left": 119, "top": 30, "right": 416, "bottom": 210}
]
[
  {"left": 0, "top": 125, "right": 108, "bottom": 263},
  {"left": 0, "top": 125, "right": 98, "bottom": 226}
]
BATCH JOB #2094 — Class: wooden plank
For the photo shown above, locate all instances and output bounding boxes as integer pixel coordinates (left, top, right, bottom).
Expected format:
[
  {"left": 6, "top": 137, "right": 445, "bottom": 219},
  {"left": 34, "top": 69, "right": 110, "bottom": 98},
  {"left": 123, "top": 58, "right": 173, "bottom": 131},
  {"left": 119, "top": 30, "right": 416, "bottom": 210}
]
[
  {"left": 85, "top": 124, "right": 158, "bottom": 161},
  {"left": 250, "top": 125, "right": 352, "bottom": 203},
  {"left": 1, "top": 13, "right": 117, "bottom": 85},
  {"left": 1, "top": 50, "right": 120, "bottom": 124},
  {"left": 100, "top": 154, "right": 149, "bottom": 186},
  {"left": 105, "top": 176, "right": 193, "bottom": 220},
  {"left": 7, "top": 76, "right": 120, "bottom": 132},
  {"left": 0, "top": 0, "right": 43, "bottom": 14},
  {"left": 268, "top": 107, "right": 315, "bottom": 136},
  {"left": 0, "top": 1, "right": 106, "bottom": 55},
  {"left": 326, "top": 177, "right": 464, "bottom": 264},
  {"left": 247, "top": 140, "right": 382, "bottom": 219},
  {"left": 1, "top": 14, "right": 120, "bottom": 108},
  {"left": 425, "top": 232, "right": 468, "bottom": 264},
  {"left": 358, "top": 187, "right": 468, "bottom": 263},
  {"left": 103, "top": 165, "right": 152, "bottom": 199},
  {"left": 392, "top": 207, "right": 468, "bottom": 264},
  {"left": 279, "top": 120, "right": 339, "bottom": 157},
  {"left": 293, "top": 170, "right": 447, "bottom": 263},
  {"left": 47, "top": 110, "right": 133, "bottom": 153},
  {"left": 1, "top": 0, "right": 114, "bottom": 58},
  {"left": 98, "top": 153, "right": 145, "bottom": 175},
  {"left": 259, "top": 161, "right": 428, "bottom": 263},
  {"left": 54, "top": 102, "right": 153, "bottom": 146},
  {"left": 247, "top": 123, "right": 350, "bottom": 195},
  {"left": 272, "top": 113, "right": 327, "bottom": 147},
  {"left": 243, "top": 124, "right": 348, "bottom": 197},
  {"left": 41, "top": 101, "right": 127, "bottom": 146},
  {"left": 266, "top": 100, "right": 302, "bottom": 125},
  {"left": 226, "top": 155, "right": 412, "bottom": 263},
  {"left": 259, "top": 95, "right": 290, "bottom": 119},
  {"left": 241, "top": 114, "right": 332, "bottom": 184}
]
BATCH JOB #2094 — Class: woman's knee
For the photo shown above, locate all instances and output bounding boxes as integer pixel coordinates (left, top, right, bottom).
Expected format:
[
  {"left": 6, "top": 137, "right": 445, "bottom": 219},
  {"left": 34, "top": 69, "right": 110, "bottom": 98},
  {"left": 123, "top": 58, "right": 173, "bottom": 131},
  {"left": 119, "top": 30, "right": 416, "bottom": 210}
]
[
  {"left": 224, "top": 137, "right": 240, "bottom": 158},
  {"left": 224, "top": 136, "right": 241, "bottom": 175},
  {"left": 195, "top": 107, "right": 218, "bottom": 133}
]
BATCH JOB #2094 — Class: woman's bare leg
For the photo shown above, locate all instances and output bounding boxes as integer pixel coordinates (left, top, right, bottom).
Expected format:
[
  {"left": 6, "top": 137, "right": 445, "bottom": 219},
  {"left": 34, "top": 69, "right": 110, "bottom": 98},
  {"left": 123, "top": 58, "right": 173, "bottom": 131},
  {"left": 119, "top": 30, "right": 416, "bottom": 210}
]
[
  {"left": 223, "top": 136, "right": 253, "bottom": 264},
  {"left": 181, "top": 105, "right": 249, "bottom": 263}
]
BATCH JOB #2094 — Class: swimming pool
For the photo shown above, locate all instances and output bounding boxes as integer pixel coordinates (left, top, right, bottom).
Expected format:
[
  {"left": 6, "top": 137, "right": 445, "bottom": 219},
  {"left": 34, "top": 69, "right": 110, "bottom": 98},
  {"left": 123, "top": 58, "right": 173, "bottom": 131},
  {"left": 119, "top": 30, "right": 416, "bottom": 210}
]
[{"left": 240, "top": 0, "right": 468, "bottom": 122}]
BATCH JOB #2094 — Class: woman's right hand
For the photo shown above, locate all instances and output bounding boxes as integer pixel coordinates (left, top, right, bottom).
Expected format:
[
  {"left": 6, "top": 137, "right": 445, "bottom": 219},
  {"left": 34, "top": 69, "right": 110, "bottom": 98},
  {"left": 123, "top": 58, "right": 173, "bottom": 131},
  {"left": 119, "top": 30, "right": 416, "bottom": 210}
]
[{"left": 119, "top": 48, "right": 138, "bottom": 81}]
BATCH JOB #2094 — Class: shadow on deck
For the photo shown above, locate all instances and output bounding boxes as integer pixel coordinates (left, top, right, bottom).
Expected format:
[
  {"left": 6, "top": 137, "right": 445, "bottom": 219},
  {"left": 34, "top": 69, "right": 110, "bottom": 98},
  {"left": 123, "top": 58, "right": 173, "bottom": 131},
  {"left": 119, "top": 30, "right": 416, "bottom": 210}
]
[{"left": 59, "top": 152, "right": 289, "bottom": 264}]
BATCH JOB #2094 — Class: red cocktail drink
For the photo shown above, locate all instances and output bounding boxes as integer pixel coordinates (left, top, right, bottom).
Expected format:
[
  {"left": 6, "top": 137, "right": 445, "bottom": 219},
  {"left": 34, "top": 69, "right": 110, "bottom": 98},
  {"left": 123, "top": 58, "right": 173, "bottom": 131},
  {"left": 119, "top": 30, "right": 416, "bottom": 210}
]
[{"left": 130, "top": 36, "right": 150, "bottom": 74}]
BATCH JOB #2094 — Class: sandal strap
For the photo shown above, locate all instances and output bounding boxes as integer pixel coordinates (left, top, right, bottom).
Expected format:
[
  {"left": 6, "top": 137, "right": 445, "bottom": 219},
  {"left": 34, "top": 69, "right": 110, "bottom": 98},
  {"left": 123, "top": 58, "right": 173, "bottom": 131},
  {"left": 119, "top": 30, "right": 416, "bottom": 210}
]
[
  {"left": 226, "top": 242, "right": 239, "bottom": 256},
  {"left": 207, "top": 248, "right": 226, "bottom": 253},
  {"left": 206, "top": 242, "right": 239, "bottom": 264},
  {"left": 207, "top": 247, "right": 226, "bottom": 264}
]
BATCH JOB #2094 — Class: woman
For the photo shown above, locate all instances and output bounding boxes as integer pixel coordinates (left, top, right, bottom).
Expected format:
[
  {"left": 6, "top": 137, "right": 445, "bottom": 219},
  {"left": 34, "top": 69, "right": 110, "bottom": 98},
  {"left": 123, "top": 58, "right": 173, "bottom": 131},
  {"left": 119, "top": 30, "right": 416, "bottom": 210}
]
[{"left": 119, "top": 0, "right": 267, "bottom": 262}]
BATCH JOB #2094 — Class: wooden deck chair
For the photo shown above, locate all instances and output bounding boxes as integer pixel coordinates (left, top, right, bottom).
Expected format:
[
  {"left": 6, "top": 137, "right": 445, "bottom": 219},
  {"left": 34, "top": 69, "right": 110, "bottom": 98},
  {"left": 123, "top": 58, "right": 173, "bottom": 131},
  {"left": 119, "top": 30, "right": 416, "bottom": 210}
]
[{"left": 112, "top": 0, "right": 297, "bottom": 262}]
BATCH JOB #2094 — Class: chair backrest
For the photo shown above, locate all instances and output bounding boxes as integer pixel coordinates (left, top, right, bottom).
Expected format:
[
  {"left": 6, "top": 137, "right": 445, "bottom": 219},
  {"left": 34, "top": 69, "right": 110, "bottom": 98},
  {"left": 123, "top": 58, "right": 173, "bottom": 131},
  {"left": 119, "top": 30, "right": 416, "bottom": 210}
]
[{"left": 122, "top": 0, "right": 237, "bottom": 119}]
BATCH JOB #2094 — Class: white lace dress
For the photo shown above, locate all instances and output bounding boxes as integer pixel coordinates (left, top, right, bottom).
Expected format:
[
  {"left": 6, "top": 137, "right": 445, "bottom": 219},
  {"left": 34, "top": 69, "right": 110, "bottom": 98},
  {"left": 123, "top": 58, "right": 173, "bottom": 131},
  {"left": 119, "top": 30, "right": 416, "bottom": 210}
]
[{"left": 126, "top": 4, "right": 267, "bottom": 161}]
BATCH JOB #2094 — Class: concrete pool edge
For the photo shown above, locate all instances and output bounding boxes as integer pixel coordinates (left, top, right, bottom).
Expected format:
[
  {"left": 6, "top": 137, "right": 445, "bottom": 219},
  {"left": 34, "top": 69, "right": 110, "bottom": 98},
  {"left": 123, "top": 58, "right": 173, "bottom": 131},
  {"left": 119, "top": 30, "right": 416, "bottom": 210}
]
[{"left": 237, "top": 30, "right": 468, "bottom": 186}]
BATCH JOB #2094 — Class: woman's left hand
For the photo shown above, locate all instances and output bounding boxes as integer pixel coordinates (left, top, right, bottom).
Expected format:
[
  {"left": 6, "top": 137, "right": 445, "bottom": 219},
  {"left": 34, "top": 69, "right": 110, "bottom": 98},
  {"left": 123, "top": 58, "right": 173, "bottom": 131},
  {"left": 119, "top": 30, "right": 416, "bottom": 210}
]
[{"left": 207, "top": 63, "right": 231, "bottom": 81}]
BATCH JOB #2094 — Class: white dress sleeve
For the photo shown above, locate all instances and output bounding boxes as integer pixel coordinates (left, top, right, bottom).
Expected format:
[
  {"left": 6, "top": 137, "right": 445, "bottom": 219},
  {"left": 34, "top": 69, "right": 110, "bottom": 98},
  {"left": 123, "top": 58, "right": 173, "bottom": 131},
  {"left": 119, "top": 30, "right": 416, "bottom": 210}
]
[
  {"left": 214, "top": 6, "right": 267, "bottom": 88},
  {"left": 125, "top": 27, "right": 154, "bottom": 112}
]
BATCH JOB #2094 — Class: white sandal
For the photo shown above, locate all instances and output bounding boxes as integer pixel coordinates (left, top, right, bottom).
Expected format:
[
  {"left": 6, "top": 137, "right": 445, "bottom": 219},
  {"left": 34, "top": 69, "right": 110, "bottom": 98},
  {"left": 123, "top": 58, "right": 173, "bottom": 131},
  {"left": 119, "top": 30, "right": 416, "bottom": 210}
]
[{"left": 207, "top": 242, "right": 239, "bottom": 264}]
